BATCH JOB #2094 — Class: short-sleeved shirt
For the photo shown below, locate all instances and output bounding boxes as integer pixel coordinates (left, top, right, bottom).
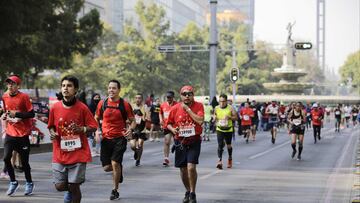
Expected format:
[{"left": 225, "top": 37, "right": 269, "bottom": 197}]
[
  {"left": 48, "top": 100, "right": 98, "bottom": 164},
  {"left": 240, "top": 107, "right": 254, "bottom": 126},
  {"left": 311, "top": 109, "right": 323, "bottom": 126},
  {"left": 166, "top": 101, "right": 204, "bottom": 145},
  {"left": 95, "top": 98, "right": 134, "bottom": 139},
  {"left": 2, "top": 92, "right": 33, "bottom": 137},
  {"left": 160, "top": 101, "right": 177, "bottom": 128}
]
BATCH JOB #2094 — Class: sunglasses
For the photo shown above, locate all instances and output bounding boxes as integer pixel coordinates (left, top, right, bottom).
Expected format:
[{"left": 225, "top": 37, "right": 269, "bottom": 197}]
[{"left": 181, "top": 92, "right": 194, "bottom": 97}]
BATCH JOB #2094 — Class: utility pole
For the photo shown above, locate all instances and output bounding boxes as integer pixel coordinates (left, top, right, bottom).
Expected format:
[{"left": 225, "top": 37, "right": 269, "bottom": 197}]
[
  {"left": 209, "top": 0, "right": 218, "bottom": 101},
  {"left": 316, "top": 0, "right": 325, "bottom": 72}
]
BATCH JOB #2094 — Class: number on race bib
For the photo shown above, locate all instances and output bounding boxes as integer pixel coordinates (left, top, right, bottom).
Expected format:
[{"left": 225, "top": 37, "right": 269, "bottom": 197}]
[
  {"left": 178, "top": 126, "right": 196, "bottom": 138},
  {"left": 243, "top": 115, "right": 250, "bottom": 121},
  {"left": 218, "top": 119, "right": 228, "bottom": 126},
  {"left": 61, "top": 137, "right": 82, "bottom": 151},
  {"left": 293, "top": 119, "right": 302, "bottom": 126},
  {"left": 163, "top": 112, "right": 170, "bottom": 119},
  {"left": 135, "top": 115, "right": 142, "bottom": 124}
]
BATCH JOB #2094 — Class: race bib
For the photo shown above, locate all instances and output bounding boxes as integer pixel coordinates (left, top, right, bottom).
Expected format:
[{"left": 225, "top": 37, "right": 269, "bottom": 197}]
[
  {"left": 179, "top": 126, "right": 196, "bottom": 138},
  {"left": 163, "top": 112, "right": 170, "bottom": 119},
  {"left": 313, "top": 116, "right": 319, "bottom": 120},
  {"left": 335, "top": 111, "right": 340, "bottom": 115},
  {"left": 307, "top": 113, "right": 311, "bottom": 116},
  {"left": 280, "top": 115, "right": 286, "bottom": 119},
  {"left": 218, "top": 119, "right": 228, "bottom": 126},
  {"left": 345, "top": 113, "right": 350, "bottom": 117},
  {"left": 243, "top": 115, "right": 250, "bottom": 121},
  {"left": 60, "top": 137, "right": 82, "bottom": 151},
  {"left": 293, "top": 119, "right": 302, "bottom": 126},
  {"left": 135, "top": 115, "right": 142, "bottom": 124},
  {"left": 353, "top": 113, "right": 358, "bottom": 117},
  {"left": 7, "top": 117, "right": 22, "bottom": 123},
  {"left": 31, "top": 130, "right": 39, "bottom": 136}
]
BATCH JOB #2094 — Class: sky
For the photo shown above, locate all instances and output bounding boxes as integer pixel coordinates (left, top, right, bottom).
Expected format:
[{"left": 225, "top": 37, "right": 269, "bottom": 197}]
[{"left": 253, "top": 0, "right": 360, "bottom": 75}]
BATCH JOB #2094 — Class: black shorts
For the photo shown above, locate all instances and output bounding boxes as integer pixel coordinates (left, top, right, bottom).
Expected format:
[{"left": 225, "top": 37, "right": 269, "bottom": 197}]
[
  {"left": 241, "top": 125, "right": 251, "bottom": 131},
  {"left": 163, "top": 129, "right": 173, "bottom": 136},
  {"left": 174, "top": 140, "right": 201, "bottom": 168},
  {"left": 100, "top": 137, "right": 127, "bottom": 166},
  {"left": 290, "top": 125, "right": 305, "bottom": 135},
  {"left": 216, "top": 131, "right": 233, "bottom": 145},
  {"left": 251, "top": 119, "right": 259, "bottom": 127},
  {"left": 132, "top": 132, "right": 147, "bottom": 141},
  {"left": 353, "top": 116, "right": 358, "bottom": 122}
]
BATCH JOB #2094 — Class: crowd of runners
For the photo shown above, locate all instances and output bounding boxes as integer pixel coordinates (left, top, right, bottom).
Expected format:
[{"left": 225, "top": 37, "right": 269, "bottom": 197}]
[{"left": 0, "top": 74, "right": 359, "bottom": 203}]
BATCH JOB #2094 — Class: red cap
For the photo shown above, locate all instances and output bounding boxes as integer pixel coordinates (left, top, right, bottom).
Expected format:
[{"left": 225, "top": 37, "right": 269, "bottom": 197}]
[
  {"left": 180, "top": 85, "right": 194, "bottom": 93},
  {"left": 5, "top": 75, "right": 21, "bottom": 85}
]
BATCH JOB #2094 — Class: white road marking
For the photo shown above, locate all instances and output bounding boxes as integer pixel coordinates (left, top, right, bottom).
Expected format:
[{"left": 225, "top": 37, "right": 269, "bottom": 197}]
[
  {"left": 200, "top": 170, "right": 223, "bottom": 180},
  {"left": 248, "top": 140, "right": 290, "bottom": 160}
]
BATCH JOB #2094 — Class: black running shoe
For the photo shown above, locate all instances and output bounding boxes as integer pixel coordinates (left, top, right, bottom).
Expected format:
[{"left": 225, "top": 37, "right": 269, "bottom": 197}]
[
  {"left": 135, "top": 160, "right": 140, "bottom": 167},
  {"left": 110, "top": 189, "right": 119, "bottom": 200},
  {"left": 183, "top": 191, "right": 190, "bottom": 203},
  {"left": 291, "top": 150, "right": 297, "bottom": 159},
  {"left": 189, "top": 192, "right": 197, "bottom": 203},
  {"left": 297, "top": 155, "right": 301, "bottom": 161},
  {"left": 271, "top": 138, "right": 275, "bottom": 144}
]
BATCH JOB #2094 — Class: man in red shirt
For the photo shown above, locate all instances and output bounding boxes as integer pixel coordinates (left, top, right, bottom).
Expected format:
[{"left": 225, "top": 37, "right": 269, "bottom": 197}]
[
  {"left": 159, "top": 90, "right": 177, "bottom": 166},
  {"left": 167, "top": 85, "right": 204, "bottom": 203},
  {"left": 1, "top": 75, "right": 35, "bottom": 196},
  {"left": 240, "top": 102, "right": 254, "bottom": 143},
  {"left": 95, "top": 79, "right": 136, "bottom": 200},
  {"left": 48, "top": 76, "right": 98, "bottom": 203},
  {"left": 311, "top": 103, "right": 323, "bottom": 144}
]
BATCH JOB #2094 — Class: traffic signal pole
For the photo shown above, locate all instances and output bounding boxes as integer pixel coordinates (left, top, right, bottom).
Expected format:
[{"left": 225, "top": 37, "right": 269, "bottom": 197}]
[
  {"left": 209, "top": 0, "right": 218, "bottom": 102},
  {"left": 231, "top": 46, "right": 238, "bottom": 103}
]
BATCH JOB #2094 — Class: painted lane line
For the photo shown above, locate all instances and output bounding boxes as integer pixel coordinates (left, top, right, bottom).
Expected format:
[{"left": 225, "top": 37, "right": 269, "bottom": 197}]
[
  {"left": 248, "top": 140, "right": 290, "bottom": 160},
  {"left": 322, "top": 129, "right": 359, "bottom": 202},
  {"left": 199, "top": 170, "right": 223, "bottom": 180}
]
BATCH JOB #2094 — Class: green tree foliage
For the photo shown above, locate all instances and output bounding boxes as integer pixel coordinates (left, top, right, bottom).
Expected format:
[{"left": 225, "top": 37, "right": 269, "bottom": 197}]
[
  {"left": 340, "top": 50, "right": 360, "bottom": 94},
  {"left": 0, "top": 0, "right": 102, "bottom": 87}
]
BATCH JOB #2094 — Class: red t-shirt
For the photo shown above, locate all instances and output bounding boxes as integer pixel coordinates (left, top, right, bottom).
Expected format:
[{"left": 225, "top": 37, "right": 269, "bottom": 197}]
[
  {"left": 311, "top": 109, "right": 323, "bottom": 126},
  {"left": 95, "top": 98, "right": 134, "bottom": 139},
  {"left": 160, "top": 101, "right": 177, "bottom": 129},
  {"left": 48, "top": 100, "right": 98, "bottom": 164},
  {"left": 2, "top": 92, "right": 33, "bottom": 137},
  {"left": 240, "top": 107, "right": 254, "bottom": 126},
  {"left": 166, "top": 101, "right": 204, "bottom": 145}
]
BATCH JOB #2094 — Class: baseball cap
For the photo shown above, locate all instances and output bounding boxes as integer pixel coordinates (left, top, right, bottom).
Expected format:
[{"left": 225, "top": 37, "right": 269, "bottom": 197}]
[
  {"left": 312, "top": 103, "right": 318, "bottom": 108},
  {"left": 166, "top": 91, "right": 175, "bottom": 97},
  {"left": 5, "top": 75, "right": 21, "bottom": 85}
]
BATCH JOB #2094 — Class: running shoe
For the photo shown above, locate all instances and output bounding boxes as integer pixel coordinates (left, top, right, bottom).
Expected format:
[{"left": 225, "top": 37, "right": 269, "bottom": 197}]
[
  {"left": 6, "top": 181, "right": 19, "bottom": 196},
  {"left": 183, "top": 191, "right": 190, "bottom": 203},
  {"left": 227, "top": 159, "right": 232, "bottom": 168},
  {"left": 64, "top": 191, "right": 72, "bottom": 203},
  {"left": 216, "top": 161, "right": 223, "bottom": 170},
  {"left": 24, "top": 182, "right": 34, "bottom": 195},
  {"left": 110, "top": 189, "right": 119, "bottom": 200},
  {"left": 163, "top": 158, "right": 170, "bottom": 167}
]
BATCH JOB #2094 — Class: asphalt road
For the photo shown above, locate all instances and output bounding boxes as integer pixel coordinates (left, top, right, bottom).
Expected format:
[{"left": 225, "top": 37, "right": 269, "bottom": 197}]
[{"left": 0, "top": 121, "right": 359, "bottom": 203}]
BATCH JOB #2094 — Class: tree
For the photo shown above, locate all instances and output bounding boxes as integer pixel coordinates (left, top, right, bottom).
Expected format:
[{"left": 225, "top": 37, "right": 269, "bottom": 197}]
[
  {"left": 339, "top": 50, "right": 360, "bottom": 94},
  {"left": 0, "top": 0, "right": 102, "bottom": 88}
]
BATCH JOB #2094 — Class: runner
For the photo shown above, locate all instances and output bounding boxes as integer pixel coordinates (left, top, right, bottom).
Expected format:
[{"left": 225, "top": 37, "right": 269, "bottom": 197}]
[
  {"left": 334, "top": 105, "right": 342, "bottom": 132},
  {"left": 130, "top": 93, "right": 148, "bottom": 167},
  {"left": 311, "top": 103, "right": 323, "bottom": 144},
  {"left": 240, "top": 102, "right": 254, "bottom": 143},
  {"left": 166, "top": 85, "right": 204, "bottom": 203},
  {"left": 287, "top": 102, "right": 306, "bottom": 160},
  {"left": 202, "top": 97, "right": 212, "bottom": 142},
  {"left": 87, "top": 93, "right": 101, "bottom": 156},
  {"left": 352, "top": 105, "right": 359, "bottom": 127},
  {"left": 266, "top": 101, "right": 280, "bottom": 144},
  {"left": 149, "top": 98, "right": 161, "bottom": 142},
  {"left": 250, "top": 100, "right": 260, "bottom": 141},
  {"left": 344, "top": 105, "right": 352, "bottom": 128},
  {"left": 214, "top": 94, "right": 238, "bottom": 169},
  {"left": 305, "top": 103, "right": 312, "bottom": 130},
  {"left": 48, "top": 76, "right": 98, "bottom": 203},
  {"left": 325, "top": 105, "right": 331, "bottom": 123},
  {"left": 94, "top": 79, "right": 136, "bottom": 200},
  {"left": 1, "top": 75, "right": 35, "bottom": 196},
  {"left": 159, "top": 91, "right": 177, "bottom": 166}
]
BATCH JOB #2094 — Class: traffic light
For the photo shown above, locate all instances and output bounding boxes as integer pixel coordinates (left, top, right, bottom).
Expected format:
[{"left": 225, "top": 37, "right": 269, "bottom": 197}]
[
  {"left": 295, "top": 42, "right": 312, "bottom": 50},
  {"left": 230, "top": 68, "right": 239, "bottom": 82}
]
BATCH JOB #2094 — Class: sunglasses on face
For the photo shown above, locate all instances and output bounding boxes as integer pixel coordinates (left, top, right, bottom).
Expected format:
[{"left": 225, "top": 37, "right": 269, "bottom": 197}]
[{"left": 181, "top": 92, "right": 194, "bottom": 97}]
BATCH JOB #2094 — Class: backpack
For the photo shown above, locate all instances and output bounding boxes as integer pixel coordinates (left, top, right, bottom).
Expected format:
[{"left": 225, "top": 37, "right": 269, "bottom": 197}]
[{"left": 99, "top": 98, "right": 127, "bottom": 125}]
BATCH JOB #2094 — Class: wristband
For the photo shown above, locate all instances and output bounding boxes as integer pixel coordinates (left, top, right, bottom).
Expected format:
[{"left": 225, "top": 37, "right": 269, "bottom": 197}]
[{"left": 83, "top": 126, "right": 87, "bottom": 133}]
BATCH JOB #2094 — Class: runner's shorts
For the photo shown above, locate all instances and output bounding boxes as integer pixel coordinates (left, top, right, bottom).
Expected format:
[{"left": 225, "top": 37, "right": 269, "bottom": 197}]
[
  {"left": 290, "top": 125, "right": 305, "bottom": 135},
  {"left": 52, "top": 162, "right": 86, "bottom": 184},
  {"left": 174, "top": 139, "right": 201, "bottom": 168},
  {"left": 100, "top": 137, "right": 127, "bottom": 166}
]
